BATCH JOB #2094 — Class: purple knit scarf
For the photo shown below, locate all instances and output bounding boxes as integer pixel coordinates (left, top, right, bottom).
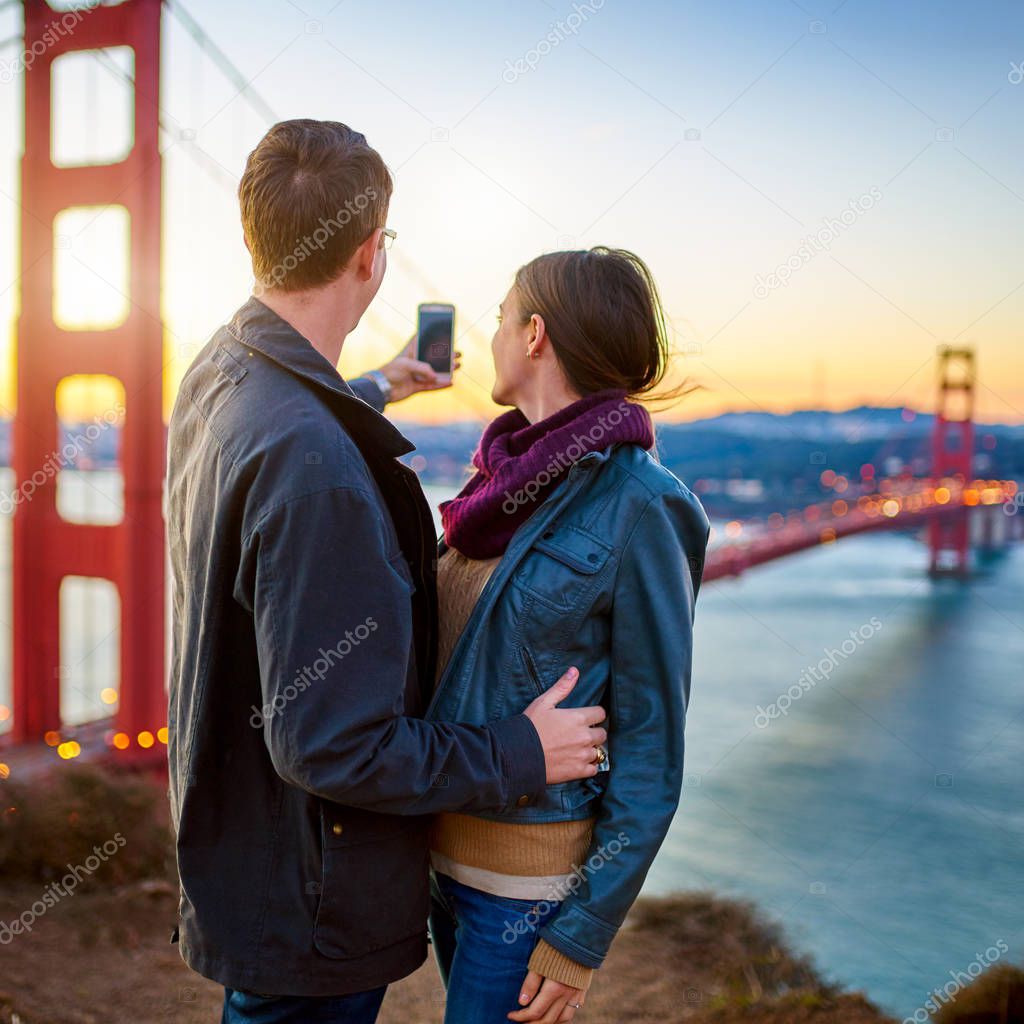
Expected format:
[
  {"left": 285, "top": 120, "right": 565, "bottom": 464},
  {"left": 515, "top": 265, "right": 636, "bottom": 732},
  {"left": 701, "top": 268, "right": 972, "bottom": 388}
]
[{"left": 440, "top": 389, "right": 655, "bottom": 558}]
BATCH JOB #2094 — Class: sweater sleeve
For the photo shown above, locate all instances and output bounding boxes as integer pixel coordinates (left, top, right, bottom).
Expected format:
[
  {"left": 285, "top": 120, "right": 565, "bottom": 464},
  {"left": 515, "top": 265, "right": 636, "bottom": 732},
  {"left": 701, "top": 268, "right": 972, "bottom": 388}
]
[{"left": 528, "top": 938, "right": 595, "bottom": 991}]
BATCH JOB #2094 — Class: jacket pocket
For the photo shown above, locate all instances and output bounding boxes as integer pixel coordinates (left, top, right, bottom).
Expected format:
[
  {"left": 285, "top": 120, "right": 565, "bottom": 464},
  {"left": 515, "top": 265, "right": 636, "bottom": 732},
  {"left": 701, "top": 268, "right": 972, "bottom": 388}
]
[
  {"left": 560, "top": 774, "right": 608, "bottom": 813},
  {"left": 520, "top": 644, "right": 545, "bottom": 698},
  {"left": 512, "top": 526, "right": 612, "bottom": 613},
  {"left": 534, "top": 527, "right": 612, "bottom": 575},
  {"left": 313, "top": 808, "right": 429, "bottom": 960}
]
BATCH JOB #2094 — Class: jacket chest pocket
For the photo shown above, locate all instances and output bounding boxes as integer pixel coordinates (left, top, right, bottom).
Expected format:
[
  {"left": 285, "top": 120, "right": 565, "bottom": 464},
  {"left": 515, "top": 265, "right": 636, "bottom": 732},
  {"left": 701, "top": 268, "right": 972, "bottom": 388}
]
[{"left": 511, "top": 526, "right": 612, "bottom": 613}]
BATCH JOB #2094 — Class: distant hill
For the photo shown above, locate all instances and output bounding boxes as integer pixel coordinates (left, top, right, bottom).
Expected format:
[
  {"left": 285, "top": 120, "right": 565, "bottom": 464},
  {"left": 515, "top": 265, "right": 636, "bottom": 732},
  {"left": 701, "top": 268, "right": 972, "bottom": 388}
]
[
  {"left": 691, "top": 405, "right": 934, "bottom": 441},
  {"left": 393, "top": 406, "right": 1024, "bottom": 518},
  {"left": 679, "top": 405, "right": 1024, "bottom": 442},
  {"left": 1, "top": 407, "right": 1019, "bottom": 520}
]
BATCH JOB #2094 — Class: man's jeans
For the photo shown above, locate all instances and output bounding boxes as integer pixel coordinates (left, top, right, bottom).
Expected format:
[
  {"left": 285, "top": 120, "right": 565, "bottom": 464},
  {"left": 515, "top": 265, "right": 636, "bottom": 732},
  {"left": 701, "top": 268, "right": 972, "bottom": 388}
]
[
  {"left": 221, "top": 985, "right": 387, "bottom": 1023},
  {"left": 429, "top": 871, "right": 563, "bottom": 1024}
]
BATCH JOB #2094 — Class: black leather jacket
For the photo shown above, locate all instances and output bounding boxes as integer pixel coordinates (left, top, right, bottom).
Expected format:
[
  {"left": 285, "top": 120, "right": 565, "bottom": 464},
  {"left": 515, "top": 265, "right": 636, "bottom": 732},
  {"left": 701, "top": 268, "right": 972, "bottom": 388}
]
[{"left": 427, "top": 443, "right": 709, "bottom": 969}]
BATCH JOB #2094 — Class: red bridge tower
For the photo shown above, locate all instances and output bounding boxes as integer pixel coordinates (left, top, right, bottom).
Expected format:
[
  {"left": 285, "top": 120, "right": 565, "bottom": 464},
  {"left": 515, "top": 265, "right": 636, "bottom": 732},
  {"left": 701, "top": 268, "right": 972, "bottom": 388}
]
[
  {"left": 928, "top": 346, "right": 975, "bottom": 576},
  {"left": 12, "top": 0, "right": 165, "bottom": 753}
]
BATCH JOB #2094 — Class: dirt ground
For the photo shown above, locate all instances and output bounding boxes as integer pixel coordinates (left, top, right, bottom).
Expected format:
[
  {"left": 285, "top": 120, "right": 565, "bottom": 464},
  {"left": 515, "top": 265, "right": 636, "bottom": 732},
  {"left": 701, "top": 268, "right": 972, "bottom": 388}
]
[{"left": 0, "top": 883, "right": 896, "bottom": 1024}]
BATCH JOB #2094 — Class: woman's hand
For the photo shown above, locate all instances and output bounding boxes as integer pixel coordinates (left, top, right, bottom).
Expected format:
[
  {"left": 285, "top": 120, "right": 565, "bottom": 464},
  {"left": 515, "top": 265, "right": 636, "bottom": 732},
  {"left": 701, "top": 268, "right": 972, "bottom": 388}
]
[{"left": 507, "top": 971, "right": 586, "bottom": 1023}]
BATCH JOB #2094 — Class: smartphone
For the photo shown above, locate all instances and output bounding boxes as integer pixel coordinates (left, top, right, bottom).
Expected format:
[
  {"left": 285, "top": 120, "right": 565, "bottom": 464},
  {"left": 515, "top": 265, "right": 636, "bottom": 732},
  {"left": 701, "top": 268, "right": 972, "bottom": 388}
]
[{"left": 416, "top": 303, "right": 455, "bottom": 380}]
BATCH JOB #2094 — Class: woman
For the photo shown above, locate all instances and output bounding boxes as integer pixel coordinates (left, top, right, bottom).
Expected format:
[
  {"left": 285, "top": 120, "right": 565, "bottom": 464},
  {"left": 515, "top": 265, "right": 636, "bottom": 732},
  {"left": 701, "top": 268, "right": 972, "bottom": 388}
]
[{"left": 424, "top": 247, "right": 709, "bottom": 1024}]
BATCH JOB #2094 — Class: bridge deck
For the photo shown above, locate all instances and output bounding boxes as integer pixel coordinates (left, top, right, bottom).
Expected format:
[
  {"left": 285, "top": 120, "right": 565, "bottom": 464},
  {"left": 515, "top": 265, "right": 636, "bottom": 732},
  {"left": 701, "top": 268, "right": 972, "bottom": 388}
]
[{"left": 702, "top": 480, "right": 1013, "bottom": 581}]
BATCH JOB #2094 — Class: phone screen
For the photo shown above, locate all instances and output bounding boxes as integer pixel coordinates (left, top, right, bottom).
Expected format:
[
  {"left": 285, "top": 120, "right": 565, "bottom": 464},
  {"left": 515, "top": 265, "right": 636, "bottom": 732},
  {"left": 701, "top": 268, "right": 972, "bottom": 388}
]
[{"left": 417, "top": 305, "right": 455, "bottom": 375}]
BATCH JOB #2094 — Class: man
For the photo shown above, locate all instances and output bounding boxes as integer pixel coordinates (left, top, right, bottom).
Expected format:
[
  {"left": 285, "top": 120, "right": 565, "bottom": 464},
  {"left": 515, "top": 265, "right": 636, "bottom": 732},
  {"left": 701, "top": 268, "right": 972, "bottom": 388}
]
[{"left": 166, "top": 118, "right": 607, "bottom": 1024}]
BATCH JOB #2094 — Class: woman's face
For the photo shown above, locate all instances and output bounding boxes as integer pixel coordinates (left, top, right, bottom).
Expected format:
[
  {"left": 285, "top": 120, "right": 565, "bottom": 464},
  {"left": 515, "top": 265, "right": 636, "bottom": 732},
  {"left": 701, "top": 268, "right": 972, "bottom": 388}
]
[{"left": 490, "top": 287, "right": 534, "bottom": 408}]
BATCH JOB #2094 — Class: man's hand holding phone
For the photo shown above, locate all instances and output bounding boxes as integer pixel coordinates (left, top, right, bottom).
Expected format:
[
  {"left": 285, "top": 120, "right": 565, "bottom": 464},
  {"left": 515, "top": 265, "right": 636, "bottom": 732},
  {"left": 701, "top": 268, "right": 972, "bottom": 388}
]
[
  {"left": 370, "top": 332, "right": 461, "bottom": 404},
  {"left": 415, "top": 302, "right": 456, "bottom": 385}
]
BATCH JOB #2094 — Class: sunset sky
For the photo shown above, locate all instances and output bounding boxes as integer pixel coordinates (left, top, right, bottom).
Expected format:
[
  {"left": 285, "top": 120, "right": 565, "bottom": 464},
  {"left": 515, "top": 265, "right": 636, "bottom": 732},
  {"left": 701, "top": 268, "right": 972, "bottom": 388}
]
[{"left": 0, "top": 0, "right": 1022, "bottom": 425}]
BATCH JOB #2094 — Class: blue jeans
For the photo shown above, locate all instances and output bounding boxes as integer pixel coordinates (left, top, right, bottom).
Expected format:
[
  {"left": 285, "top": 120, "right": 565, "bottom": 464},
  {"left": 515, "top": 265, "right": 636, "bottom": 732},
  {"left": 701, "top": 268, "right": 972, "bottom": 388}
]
[
  {"left": 429, "top": 871, "right": 563, "bottom": 1024},
  {"left": 221, "top": 985, "right": 387, "bottom": 1023}
]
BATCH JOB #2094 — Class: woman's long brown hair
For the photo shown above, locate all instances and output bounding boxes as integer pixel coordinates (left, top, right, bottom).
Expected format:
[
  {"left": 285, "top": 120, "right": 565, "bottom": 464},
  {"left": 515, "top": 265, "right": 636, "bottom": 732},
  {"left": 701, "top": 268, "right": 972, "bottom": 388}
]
[{"left": 513, "top": 247, "right": 693, "bottom": 405}]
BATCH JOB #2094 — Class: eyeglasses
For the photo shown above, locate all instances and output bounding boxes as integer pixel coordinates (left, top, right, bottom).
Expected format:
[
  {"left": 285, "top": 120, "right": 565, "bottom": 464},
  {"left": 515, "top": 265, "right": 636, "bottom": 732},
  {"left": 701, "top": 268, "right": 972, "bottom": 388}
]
[{"left": 380, "top": 227, "right": 397, "bottom": 251}]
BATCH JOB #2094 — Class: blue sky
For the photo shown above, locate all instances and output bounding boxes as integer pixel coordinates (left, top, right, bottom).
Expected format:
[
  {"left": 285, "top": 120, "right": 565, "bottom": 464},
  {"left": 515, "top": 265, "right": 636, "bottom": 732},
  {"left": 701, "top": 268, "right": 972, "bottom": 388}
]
[{"left": 1, "top": 0, "right": 1022, "bottom": 422}]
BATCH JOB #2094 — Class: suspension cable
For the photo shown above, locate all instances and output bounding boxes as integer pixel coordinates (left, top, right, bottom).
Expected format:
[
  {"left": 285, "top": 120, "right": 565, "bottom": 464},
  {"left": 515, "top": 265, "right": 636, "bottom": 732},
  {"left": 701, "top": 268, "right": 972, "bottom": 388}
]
[
  {"left": 90, "top": 47, "right": 239, "bottom": 191},
  {"left": 161, "top": 0, "right": 280, "bottom": 126}
]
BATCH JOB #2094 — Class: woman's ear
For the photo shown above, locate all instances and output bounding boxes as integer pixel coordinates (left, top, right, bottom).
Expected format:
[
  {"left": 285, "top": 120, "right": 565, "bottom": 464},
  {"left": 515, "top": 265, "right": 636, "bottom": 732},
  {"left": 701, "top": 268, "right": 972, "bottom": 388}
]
[{"left": 529, "top": 313, "right": 547, "bottom": 353}]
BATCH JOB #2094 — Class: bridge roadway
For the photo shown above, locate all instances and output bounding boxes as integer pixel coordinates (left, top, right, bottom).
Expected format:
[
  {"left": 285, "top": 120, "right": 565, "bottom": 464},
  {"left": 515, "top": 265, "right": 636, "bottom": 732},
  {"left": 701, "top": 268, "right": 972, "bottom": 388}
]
[{"left": 702, "top": 478, "right": 1017, "bottom": 581}]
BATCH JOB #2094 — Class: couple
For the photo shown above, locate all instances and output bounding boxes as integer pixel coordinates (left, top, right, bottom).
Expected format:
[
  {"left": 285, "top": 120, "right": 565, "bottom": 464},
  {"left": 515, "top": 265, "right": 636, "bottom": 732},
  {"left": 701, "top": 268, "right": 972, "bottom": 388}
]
[{"left": 166, "top": 119, "right": 709, "bottom": 1024}]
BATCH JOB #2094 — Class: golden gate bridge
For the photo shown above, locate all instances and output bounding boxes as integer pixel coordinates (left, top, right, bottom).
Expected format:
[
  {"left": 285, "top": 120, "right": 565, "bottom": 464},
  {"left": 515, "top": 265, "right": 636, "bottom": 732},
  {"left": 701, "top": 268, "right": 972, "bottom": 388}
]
[
  {"left": 703, "top": 470, "right": 1020, "bottom": 583},
  {"left": 0, "top": 0, "right": 1018, "bottom": 775}
]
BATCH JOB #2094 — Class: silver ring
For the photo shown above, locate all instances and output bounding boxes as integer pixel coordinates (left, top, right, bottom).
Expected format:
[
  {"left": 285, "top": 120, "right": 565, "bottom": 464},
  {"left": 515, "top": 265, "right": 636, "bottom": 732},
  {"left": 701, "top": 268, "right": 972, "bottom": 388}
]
[{"left": 569, "top": 1002, "right": 583, "bottom": 1010}]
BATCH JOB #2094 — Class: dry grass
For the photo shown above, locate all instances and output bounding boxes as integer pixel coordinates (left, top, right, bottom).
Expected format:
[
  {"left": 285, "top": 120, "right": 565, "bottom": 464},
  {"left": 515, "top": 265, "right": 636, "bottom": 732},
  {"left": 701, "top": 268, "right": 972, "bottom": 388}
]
[
  {"left": 0, "top": 767, "right": 1014, "bottom": 1023},
  {"left": 0, "top": 882, "right": 898, "bottom": 1024},
  {"left": 0, "top": 765, "right": 174, "bottom": 886},
  {"left": 930, "top": 963, "right": 1024, "bottom": 1023}
]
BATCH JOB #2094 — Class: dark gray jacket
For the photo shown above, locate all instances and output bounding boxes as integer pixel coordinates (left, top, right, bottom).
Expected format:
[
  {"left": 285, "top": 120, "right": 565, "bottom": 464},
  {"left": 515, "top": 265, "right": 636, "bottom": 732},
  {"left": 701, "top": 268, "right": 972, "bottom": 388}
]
[{"left": 166, "top": 297, "right": 545, "bottom": 996}]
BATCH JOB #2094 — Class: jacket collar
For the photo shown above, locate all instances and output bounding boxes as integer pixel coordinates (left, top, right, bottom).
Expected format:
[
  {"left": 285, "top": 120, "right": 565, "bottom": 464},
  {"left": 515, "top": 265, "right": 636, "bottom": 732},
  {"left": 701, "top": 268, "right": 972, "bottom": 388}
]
[{"left": 227, "top": 296, "right": 414, "bottom": 459}]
